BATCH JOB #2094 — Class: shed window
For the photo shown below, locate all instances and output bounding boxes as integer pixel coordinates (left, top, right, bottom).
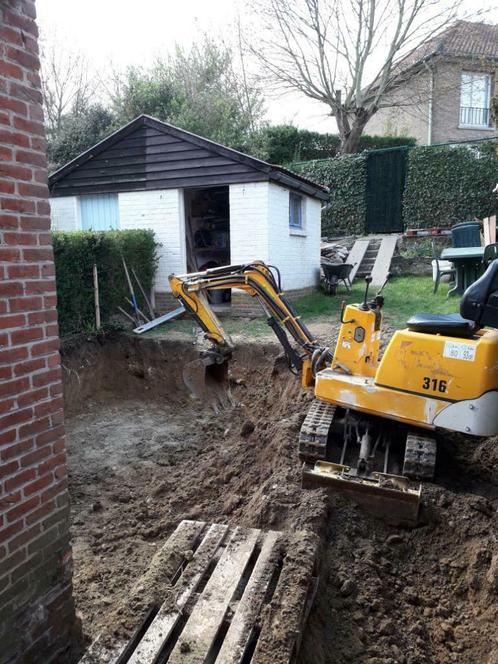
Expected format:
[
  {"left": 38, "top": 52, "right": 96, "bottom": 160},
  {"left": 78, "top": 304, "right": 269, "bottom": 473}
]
[
  {"left": 80, "top": 194, "right": 120, "bottom": 230},
  {"left": 289, "top": 193, "right": 303, "bottom": 229}
]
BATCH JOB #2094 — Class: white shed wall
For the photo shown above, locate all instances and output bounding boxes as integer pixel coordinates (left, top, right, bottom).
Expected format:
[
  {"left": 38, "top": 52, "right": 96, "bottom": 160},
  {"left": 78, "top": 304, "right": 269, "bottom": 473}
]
[
  {"left": 50, "top": 182, "right": 320, "bottom": 298},
  {"left": 229, "top": 183, "right": 270, "bottom": 263},
  {"left": 268, "top": 184, "right": 321, "bottom": 291},
  {"left": 49, "top": 196, "right": 79, "bottom": 231},
  {"left": 229, "top": 182, "right": 320, "bottom": 292},
  {"left": 118, "top": 190, "right": 186, "bottom": 293}
]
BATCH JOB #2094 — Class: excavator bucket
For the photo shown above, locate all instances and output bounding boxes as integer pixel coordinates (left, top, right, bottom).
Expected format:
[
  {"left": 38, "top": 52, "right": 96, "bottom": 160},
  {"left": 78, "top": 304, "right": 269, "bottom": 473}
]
[
  {"left": 302, "top": 461, "right": 422, "bottom": 526},
  {"left": 182, "top": 352, "right": 231, "bottom": 412}
]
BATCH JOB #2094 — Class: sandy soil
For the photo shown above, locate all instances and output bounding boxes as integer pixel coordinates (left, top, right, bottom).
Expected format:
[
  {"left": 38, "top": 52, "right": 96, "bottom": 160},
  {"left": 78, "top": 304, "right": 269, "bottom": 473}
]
[{"left": 62, "top": 333, "right": 498, "bottom": 663}]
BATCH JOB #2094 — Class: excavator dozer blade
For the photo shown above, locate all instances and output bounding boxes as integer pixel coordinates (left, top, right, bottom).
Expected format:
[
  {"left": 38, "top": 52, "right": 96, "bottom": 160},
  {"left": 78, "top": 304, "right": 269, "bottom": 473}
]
[
  {"left": 182, "top": 353, "right": 231, "bottom": 411},
  {"left": 302, "top": 461, "right": 421, "bottom": 526}
]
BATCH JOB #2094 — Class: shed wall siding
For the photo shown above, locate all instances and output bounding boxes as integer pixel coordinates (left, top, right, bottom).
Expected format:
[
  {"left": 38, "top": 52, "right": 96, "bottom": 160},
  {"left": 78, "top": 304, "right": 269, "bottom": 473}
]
[
  {"left": 229, "top": 183, "right": 270, "bottom": 265},
  {"left": 50, "top": 124, "right": 265, "bottom": 197},
  {"left": 49, "top": 196, "right": 79, "bottom": 231},
  {"left": 267, "top": 184, "right": 321, "bottom": 291},
  {"left": 118, "top": 190, "right": 185, "bottom": 293}
]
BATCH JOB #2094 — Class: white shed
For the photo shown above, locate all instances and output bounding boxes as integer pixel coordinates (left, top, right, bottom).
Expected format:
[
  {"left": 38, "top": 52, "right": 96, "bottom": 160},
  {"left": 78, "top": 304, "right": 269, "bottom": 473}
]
[{"left": 49, "top": 115, "right": 328, "bottom": 312}]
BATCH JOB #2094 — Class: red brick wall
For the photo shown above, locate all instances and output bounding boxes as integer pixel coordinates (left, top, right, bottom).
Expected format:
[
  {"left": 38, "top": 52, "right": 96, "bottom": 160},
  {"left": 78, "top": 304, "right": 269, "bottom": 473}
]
[{"left": 0, "top": 1, "right": 79, "bottom": 661}]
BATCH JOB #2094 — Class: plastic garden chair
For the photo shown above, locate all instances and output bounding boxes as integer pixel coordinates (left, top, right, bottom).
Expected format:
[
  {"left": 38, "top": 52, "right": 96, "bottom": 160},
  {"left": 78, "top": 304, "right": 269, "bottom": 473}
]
[
  {"left": 451, "top": 222, "right": 481, "bottom": 248},
  {"left": 432, "top": 240, "right": 455, "bottom": 294},
  {"left": 482, "top": 243, "right": 498, "bottom": 271}
]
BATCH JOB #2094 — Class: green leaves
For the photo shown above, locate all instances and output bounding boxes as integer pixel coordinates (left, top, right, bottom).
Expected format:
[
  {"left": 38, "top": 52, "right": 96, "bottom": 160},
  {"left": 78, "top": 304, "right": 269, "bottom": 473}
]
[
  {"left": 52, "top": 230, "right": 159, "bottom": 337},
  {"left": 47, "top": 104, "right": 116, "bottom": 170},
  {"left": 403, "top": 142, "right": 498, "bottom": 229},
  {"left": 294, "top": 154, "right": 367, "bottom": 236}
]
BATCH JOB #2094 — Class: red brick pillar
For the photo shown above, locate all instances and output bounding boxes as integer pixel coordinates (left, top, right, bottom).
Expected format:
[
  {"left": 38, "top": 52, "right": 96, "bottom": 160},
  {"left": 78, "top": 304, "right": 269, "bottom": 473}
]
[{"left": 0, "top": 1, "right": 79, "bottom": 661}]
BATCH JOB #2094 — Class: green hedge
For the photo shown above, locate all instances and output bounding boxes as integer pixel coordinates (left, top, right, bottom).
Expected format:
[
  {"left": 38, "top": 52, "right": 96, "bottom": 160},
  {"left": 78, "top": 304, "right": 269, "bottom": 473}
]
[
  {"left": 262, "top": 125, "right": 416, "bottom": 164},
  {"left": 402, "top": 142, "right": 498, "bottom": 229},
  {"left": 294, "top": 155, "right": 367, "bottom": 236},
  {"left": 53, "top": 229, "right": 160, "bottom": 336},
  {"left": 293, "top": 139, "right": 497, "bottom": 236}
]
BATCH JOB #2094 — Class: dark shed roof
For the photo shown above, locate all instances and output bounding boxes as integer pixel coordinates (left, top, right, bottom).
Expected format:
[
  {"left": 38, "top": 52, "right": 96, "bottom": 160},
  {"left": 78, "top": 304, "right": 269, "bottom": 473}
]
[{"left": 49, "top": 115, "right": 328, "bottom": 201}]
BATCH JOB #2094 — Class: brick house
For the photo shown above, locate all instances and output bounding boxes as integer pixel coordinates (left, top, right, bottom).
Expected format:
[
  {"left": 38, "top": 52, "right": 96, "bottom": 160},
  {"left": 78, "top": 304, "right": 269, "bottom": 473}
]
[
  {"left": 0, "top": 0, "right": 79, "bottom": 661},
  {"left": 48, "top": 115, "right": 328, "bottom": 312},
  {"left": 366, "top": 21, "right": 498, "bottom": 145}
]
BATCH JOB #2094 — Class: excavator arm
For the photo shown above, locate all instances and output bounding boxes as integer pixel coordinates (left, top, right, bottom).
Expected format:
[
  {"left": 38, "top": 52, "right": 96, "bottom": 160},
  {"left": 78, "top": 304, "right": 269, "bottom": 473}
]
[{"left": 169, "top": 261, "right": 331, "bottom": 386}]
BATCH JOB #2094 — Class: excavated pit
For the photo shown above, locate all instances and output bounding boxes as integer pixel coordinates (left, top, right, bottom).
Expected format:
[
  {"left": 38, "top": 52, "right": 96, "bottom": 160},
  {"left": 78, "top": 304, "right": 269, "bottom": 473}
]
[{"left": 63, "top": 333, "right": 498, "bottom": 664}]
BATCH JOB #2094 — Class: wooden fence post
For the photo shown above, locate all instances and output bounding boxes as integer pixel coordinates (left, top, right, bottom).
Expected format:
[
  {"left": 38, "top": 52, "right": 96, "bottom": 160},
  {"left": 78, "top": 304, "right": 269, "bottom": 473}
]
[{"left": 93, "top": 263, "right": 101, "bottom": 330}]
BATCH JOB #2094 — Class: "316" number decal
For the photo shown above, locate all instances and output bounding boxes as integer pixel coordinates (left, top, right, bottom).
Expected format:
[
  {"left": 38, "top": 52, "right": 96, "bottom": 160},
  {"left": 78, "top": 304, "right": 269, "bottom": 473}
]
[{"left": 422, "top": 377, "right": 447, "bottom": 393}]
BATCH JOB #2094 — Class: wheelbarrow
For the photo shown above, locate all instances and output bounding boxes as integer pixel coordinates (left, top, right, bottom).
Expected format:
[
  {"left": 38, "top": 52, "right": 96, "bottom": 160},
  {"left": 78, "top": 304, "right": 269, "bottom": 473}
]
[{"left": 321, "top": 262, "right": 354, "bottom": 295}]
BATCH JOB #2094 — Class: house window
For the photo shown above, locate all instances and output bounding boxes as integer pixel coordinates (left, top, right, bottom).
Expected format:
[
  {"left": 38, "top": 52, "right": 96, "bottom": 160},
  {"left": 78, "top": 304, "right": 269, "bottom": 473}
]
[
  {"left": 289, "top": 192, "right": 303, "bottom": 229},
  {"left": 80, "top": 193, "right": 120, "bottom": 230},
  {"left": 459, "top": 72, "right": 491, "bottom": 127}
]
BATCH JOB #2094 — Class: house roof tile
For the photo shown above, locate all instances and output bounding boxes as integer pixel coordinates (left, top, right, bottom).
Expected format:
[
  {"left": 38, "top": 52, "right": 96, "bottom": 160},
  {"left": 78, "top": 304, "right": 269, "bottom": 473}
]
[{"left": 401, "top": 20, "right": 498, "bottom": 71}]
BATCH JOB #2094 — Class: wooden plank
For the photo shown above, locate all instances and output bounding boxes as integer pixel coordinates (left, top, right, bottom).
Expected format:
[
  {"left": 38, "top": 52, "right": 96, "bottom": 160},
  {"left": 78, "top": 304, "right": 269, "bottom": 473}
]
[
  {"left": 78, "top": 635, "right": 127, "bottom": 664},
  {"left": 216, "top": 531, "right": 281, "bottom": 664},
  {"left": 168, "top": 527, "right": 260, "bottom": 664},
  {"left": 79, "top": 520, "right": 206, "bottom": 664},
  {"left": 346, "top": 239, "right": 370, "bottom": 283},
  {"left": 66, "top": 157, "right": 239, "bottom": 181},
  {"left": 54, "top": 171, "right": 268, "bottom": 197},
  {"left": 132, "top": 520, "right": 207, "bottom": 592},
  {"left": 127, "top": 523, "right": 229, "bottom": 664},
  {"left": 252, "top": 531, "right": 319, "bottom": 664},
  {"left": 370, "top": 235, "right": 399, "bottom": 286}
]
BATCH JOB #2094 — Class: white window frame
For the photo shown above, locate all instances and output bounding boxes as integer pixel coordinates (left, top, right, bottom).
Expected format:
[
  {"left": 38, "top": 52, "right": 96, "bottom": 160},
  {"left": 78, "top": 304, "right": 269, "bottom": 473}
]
[
  {"left": 459, "top": 72, "right": 492, "bottom": 129},
  {"left": 289, "top": 192, "right": 304, "bottom": 230}
]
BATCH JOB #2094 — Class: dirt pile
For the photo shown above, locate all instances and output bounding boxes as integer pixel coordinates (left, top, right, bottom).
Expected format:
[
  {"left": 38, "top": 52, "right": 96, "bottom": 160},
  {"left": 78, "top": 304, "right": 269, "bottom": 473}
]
[
  {"left": 300, "top": 435, "right": 498, "bottom": 664},
  {"left": 63, "top": 333, "right": 498, "bottom": 663}
]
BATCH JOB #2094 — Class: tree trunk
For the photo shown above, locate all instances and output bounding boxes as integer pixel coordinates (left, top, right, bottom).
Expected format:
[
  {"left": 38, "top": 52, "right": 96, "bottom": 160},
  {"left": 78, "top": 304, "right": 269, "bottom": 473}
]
[{"left": 335, "top": 107, "right": 375, "bottom": 154}]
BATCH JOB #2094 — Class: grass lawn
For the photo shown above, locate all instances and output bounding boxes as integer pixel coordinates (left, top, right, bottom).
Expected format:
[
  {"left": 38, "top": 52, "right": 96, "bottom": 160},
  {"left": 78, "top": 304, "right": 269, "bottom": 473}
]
[
  {"left": 292, "top": 275, "right": 459, "bottom": 330},
  {"left": 147, "top": 276, "right": 459, "bottom": 338}
]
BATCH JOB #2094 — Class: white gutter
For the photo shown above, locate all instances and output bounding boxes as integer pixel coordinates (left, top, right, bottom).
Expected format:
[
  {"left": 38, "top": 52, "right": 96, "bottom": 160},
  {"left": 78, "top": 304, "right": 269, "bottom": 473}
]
[{"left": 423, "top": 60, "right": 434, "bottom": 146}]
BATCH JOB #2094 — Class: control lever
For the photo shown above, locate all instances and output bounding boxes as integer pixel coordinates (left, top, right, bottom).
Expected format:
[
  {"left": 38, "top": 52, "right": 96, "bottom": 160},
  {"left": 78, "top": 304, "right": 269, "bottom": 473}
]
[
  {"left": 376, "top": 272, "right": 391, "bottom": 296},
  {"left": 360, "top": 275, "right": 372, "bottom": 311}
]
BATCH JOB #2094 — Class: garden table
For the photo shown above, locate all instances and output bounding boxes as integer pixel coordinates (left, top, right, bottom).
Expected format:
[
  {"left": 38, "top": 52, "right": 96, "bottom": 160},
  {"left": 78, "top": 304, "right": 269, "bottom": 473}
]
[{"left": 440, "top": 247, "right": 484, "bottom": 297}]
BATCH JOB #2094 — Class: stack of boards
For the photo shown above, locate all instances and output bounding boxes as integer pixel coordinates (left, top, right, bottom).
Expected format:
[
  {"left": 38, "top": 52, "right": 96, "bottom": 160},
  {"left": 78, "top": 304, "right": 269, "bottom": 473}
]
[{"left": 79, "top": 519, "right": 319, "bottom": 664}]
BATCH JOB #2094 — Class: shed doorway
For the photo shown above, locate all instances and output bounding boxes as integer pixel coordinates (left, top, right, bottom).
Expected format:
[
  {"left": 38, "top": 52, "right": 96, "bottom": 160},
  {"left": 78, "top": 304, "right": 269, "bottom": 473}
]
[{"left": 184, "top": 186, "right": 231, "bottom": 304}]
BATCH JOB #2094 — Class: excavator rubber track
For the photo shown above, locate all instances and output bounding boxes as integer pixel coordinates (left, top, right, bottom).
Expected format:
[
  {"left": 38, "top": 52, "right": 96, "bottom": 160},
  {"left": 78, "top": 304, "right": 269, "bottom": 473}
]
[
  {"left": 403, "top": 433, "right": 437, "bottom": 480},
  {"left": 298, "top": 400, "right": 336, "bottom": 463},
  {"left": 300, "top": 400, "right": 422, "bottom": 525}
]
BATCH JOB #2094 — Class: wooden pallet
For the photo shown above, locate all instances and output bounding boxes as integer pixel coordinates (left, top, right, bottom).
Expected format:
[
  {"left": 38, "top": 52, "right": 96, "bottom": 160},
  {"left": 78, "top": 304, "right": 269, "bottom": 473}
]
[{"left": 80, "top": 520, "right": 318, "bottom": 664}]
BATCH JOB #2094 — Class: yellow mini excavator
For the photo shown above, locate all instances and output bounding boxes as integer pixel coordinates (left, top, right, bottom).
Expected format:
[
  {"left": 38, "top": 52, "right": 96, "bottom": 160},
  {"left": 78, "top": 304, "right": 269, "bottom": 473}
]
[{"left": 168, "top": 260, "right": 498, "bottom": 522}]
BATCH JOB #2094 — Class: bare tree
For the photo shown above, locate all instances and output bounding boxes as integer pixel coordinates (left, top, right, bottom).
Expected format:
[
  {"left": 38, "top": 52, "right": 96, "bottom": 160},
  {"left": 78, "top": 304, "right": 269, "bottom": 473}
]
[
  {"left": 40, "top": 34, "right": 97, "bottom": 135},
  {"left": 247, "top": 0, "right": 472, "bottom": 153}
]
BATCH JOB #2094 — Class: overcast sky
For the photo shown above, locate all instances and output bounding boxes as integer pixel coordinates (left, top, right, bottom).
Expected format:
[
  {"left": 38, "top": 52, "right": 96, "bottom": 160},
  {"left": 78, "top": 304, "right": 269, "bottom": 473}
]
[{"left": 36, "top": 0, "right": 498, "bottom": 132}]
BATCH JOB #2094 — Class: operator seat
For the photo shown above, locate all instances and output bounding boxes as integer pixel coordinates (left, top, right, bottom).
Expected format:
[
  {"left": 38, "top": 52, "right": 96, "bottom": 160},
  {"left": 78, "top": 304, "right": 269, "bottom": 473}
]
[
  {"left": 460, "top": 259, "right": 498, "bottom": 329},
  {"left": 406, "top": 260, "right": 498, "bottom": 338}
]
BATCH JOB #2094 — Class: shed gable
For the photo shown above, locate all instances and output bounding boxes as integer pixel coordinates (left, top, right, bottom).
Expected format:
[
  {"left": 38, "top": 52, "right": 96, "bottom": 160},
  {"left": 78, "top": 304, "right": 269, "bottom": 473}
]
[{"left": 50, "top": 122, "right": 266, "bottom": 197}]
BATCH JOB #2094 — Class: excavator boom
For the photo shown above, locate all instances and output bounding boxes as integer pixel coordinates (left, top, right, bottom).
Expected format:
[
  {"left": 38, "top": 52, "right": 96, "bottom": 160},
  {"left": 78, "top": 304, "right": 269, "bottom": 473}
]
[{"left": 169, "top": 261, "right": 331, "bottom": 384}]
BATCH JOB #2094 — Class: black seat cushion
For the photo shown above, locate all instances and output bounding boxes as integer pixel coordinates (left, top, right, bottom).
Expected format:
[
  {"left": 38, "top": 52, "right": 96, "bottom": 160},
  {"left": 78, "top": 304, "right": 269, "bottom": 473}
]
[{"left": 407, "top": 313, "right": 476, "bottom": 337}]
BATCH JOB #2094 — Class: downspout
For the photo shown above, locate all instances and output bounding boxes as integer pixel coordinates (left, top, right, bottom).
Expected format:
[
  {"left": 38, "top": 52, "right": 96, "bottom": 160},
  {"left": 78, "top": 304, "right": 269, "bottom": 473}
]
[{"left": 423, "top": 59, "right": 434, "bottom": 145}]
